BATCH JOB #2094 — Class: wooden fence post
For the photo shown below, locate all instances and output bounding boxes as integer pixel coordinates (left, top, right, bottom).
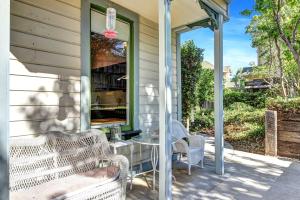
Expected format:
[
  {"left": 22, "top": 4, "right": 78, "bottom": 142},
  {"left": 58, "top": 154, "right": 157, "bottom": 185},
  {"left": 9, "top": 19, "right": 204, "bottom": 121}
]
[{"left": 265, "top": 110, "right": 277, "bottom": 156}]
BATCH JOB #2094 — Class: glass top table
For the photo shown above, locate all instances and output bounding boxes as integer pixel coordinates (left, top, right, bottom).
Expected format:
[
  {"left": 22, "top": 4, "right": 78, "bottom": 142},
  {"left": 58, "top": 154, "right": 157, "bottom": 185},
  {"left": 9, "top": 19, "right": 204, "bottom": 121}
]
[
  {"left": 131, "top": 133, "right": 178, "bottom": 192},
  {"left": 131, "top": 134, "right": 178, "bottom": 146}
]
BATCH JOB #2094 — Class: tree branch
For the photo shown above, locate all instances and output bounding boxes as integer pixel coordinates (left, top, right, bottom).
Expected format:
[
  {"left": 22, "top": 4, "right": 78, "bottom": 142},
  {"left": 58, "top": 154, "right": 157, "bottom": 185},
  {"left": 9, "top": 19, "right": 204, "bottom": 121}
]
[
  {"left": 272, "top": 0, "right": 300, "bottom": 70},
  {"left": 292, "top": 17, "right": 300, "bottom": 44}
]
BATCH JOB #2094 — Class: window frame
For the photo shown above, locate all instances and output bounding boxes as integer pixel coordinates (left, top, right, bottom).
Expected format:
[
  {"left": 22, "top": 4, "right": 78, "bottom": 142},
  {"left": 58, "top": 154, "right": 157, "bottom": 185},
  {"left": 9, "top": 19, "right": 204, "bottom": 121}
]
[{"left": 81, "top": 0, "right": 139, "bottom": 132}]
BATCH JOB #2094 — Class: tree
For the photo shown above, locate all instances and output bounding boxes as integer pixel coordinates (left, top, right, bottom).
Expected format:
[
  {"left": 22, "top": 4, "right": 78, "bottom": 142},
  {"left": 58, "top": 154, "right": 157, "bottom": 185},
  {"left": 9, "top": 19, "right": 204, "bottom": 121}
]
[
  {"left": 243, "top": 0, "right": 300, "bottom": 97},
  {"left": 181, "top": 40, "right": 204, "bottom": 126},
  {"left": 196, "top": 68, "right": 214, "bottom": 106},
  {"left": 231, "top": 68, "right": 244, "bottom": 89}
]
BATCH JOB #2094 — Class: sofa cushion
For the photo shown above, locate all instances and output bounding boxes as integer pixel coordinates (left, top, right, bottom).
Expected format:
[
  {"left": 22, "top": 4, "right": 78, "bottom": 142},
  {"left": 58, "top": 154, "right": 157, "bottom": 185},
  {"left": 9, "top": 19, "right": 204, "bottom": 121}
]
[{"left": 10, "top": 166, "right": 120, "bottom": 200}]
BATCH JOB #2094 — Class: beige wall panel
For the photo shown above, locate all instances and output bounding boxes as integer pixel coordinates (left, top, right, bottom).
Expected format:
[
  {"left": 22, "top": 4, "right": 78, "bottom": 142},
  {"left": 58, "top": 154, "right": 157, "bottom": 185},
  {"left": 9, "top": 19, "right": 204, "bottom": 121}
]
[
  {"left": 140, "top": 17, "right": 158, "bottom": 31},
  {"left": 139, "top": 33, "right": 158, "bottom": 47},
  {"left": 11, "top": 16, "right": 80, "bottom": 45},
  {"left": 17, "top": 0, "right": 80, "bottom": 20},
  {"left": 140, "top": 77, "right": 177, "bottom": 88},
  {"left": 140, "top": 42, "right": 159, "bottom": 55},
  {"left": 10, "top": 91, "right": 80, "bottom": 106},
  {"left": 140, "top": 51, "right": 159, "bottom": 63},
  {"left": 57, "top": 0, "right": 81, "bottom": 8},
  {"left": 140, "top": 113, "right": 159, "bottom": 124},
  {"left": 140, "top": 96, "right": 178, "bottom": 106},
  {"left": 10, "top": 46, "right": 80, "bottom": 69},
  {"left": 140, "top": 60, "right": 158, "bottom": 72},
  {"left": 10, "top": 0, "right": 81, "bottom": 138},
  {"left": 139, "top": 86, "right": 159, "bottom": 97},
  {"left": 140, "top": 104, "right": 159, "bottom": 114},
  {"left": 10, "top": 75, "right": 81, "bottom": 92},
  {"left": 139, "top": 78, "right": 159, "bottom": 88},
  {"left": 140, "top": 23, "right": 158, "bottom": 39},
  {"left": 11, "top": 1, "right": 80, "bottom": 32},
  {"left": 140, "top": 122, "right": 159, "bottom": 132},
  {"left": 11, "top": 31, "right": 80, "bottom": 57},
  {"left": 9, "top": 118, "right": 80, "bottom": 137},
  {"left": 140, "top": 70, "right": 159, "bottom": 81},
  {"left": 9, "top": 60, "right": 80, "bottom": 80},
  {"left": 10, "top": 105, "right": 80, "bottom": 121},
  {"left": 139, "top": 17, "right": 178, "bottom": 131}
]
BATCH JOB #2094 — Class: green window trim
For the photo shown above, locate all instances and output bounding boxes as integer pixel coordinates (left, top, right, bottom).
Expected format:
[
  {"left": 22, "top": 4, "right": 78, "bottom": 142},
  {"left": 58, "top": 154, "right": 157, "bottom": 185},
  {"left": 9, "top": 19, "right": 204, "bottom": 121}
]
[{"left": 90, "top": 4, "right": 135, "bottom": 131}]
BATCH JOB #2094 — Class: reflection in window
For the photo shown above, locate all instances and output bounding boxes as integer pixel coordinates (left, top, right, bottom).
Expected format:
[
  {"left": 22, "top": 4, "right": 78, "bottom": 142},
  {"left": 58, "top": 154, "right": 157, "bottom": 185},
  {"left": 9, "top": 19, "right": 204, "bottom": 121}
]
[{"left": 90, "top": 32, "right": 128, "bottom": 125}]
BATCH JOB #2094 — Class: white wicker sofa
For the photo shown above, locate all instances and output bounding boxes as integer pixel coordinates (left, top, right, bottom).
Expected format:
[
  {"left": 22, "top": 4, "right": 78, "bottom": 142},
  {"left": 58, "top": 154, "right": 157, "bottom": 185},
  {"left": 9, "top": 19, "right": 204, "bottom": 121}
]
[{"left": 9, "top": 129, "right": 129, "bottom": 200}]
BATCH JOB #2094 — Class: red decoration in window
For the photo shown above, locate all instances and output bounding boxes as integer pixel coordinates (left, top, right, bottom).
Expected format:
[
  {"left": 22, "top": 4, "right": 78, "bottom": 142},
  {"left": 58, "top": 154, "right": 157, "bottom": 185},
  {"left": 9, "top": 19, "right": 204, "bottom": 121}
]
[{"left": 104, "top": 7, "right": 118, "bottom": 39}]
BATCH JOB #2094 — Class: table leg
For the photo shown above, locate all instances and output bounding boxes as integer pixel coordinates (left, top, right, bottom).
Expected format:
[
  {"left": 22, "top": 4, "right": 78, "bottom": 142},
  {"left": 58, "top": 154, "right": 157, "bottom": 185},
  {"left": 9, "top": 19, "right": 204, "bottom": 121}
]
[
  {"left": 150, "top": 145, "right": 159, "bottom": 191},
  {"left": 140, "top": 144, "right": 143, "bottom": 172},
  {"left": 130, "top": 143, "right": 134, "bottom": 190}
]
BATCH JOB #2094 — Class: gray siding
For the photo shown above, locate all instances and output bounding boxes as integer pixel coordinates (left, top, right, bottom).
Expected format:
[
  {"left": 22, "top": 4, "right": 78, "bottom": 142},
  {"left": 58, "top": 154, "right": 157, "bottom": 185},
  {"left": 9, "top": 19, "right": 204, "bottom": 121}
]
[
  {"left": 138, "top": 17, "right": 178, "bottom": 132},
  {"left": 10, "top": 0, "right": 81, "bottom": 137},
  {"left": 9, "top": 1, "right": 179, "bottom": 137}
]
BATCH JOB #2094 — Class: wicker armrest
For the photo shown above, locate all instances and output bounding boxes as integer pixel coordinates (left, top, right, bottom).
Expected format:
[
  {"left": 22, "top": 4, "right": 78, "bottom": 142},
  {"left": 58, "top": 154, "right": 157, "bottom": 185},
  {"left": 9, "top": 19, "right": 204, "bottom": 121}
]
[
  {"left": 106, "top": 154, "right": 128, "bottom": 198},
  {"left": 188, "top": 135, "right": 205, "bottom": 149},
  {"left": 108, "top": 154, "right": 129, "bottom": 179}
]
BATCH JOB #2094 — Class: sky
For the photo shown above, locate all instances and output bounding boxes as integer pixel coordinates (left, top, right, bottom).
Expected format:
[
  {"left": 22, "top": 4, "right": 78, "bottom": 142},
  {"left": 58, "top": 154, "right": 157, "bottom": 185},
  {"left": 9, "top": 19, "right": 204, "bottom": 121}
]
[{"left": 181, "top": 0, "right": 256, "bottom": 75}]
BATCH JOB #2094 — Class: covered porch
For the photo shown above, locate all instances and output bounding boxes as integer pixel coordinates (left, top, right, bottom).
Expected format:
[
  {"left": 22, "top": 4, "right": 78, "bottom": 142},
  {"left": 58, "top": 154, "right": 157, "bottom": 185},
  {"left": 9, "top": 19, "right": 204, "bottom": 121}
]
[
  {"left": 1, "top": 0, "right": 228, "bottom": 199},
  {"left": 128, "top": 137, "right": 300, "bottom": 200}
]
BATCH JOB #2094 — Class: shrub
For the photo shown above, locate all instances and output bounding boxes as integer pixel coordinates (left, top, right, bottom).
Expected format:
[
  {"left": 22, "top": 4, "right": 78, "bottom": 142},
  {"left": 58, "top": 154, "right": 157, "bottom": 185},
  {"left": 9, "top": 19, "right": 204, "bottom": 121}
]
[
  {"left": 224, "top": 102, "right": 265, "bottom": 125},
  {"left": 190, "top": 108, "right": 214, "bottom": 131},
  {"left": 225, "top": 122, "right": 265, "bottom": 141},
  {"left": 266, "top": 97, "right": 300, "bottom": 111},
  {"left": 224, "top": 89, "right": 270, "bottom": 108}
]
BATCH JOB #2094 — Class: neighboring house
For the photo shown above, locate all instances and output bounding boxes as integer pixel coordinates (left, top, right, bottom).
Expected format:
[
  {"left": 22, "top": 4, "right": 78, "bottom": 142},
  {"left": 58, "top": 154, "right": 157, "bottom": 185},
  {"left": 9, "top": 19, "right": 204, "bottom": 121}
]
[
  {"left": 241, "top": 67, "right": 272, "bottom": 90},
  {"left": 202, "top": 61, "right": 233, "bottom": 88}
]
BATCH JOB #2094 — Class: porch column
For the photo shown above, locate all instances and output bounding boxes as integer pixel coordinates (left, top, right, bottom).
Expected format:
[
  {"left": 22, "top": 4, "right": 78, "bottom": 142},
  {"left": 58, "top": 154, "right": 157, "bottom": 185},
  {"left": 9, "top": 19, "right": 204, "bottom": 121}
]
[
  {"left": 158, "top": 0, "right": 173, "bottom": 199},
  {"left": 80, "top": 0, "right": 91, "bottom": 131},
  {"left": 214, "top": 14, "right": 224, "bottom": 175},
  {"left": 0, "top": 0, "right": 10, "bottom": 199}
]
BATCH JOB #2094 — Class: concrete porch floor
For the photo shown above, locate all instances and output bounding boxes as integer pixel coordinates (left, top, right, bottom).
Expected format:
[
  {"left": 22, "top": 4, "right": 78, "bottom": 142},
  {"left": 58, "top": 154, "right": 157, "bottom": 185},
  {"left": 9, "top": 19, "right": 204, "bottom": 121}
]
[{"left": 126, "top": 136, "right": 300, "bottom": 200}]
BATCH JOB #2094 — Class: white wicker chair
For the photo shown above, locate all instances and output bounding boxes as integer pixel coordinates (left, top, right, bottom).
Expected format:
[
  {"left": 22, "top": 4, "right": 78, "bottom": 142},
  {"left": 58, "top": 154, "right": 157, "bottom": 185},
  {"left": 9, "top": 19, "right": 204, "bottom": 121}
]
[
  {"left": 9, "top": 129, "right": 129, "bottom": 200},
  {"left": 172, "top": 120, "right": 205, "bottom": 175}
]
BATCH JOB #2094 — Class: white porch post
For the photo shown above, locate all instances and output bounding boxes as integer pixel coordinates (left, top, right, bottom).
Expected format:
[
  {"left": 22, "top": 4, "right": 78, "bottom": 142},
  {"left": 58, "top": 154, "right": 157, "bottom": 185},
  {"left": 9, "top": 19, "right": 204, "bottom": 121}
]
[
  {"left": 214, "top": 14, "right": 224, "bottom": 175},
  {"left": 158, "top": 0, "right": 173, "bottom": 199},
  {"left": 0, "top": 0, "right": 10, "bottom": 199}
]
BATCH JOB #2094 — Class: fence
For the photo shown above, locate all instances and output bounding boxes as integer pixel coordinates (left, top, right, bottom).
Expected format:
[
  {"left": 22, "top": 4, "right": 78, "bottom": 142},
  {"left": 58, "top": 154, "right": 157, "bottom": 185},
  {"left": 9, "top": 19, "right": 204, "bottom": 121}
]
[{"left": 265, "top": 110, "right": 300, "bottom": 159}]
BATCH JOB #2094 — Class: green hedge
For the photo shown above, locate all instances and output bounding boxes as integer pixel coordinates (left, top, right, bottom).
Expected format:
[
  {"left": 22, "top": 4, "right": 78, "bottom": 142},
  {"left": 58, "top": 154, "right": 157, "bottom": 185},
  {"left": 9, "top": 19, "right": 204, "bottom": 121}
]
[
  {"left": 266, "top": 97, "right": 300, "bottom": 111},
  {"left": 191, "top": 108, "right": 214, "bottom": 131},
  {"left": 224, "top": 89, "right": 270, "bottom": 108},
  {"left": 225, "top": 102, "right": 265, "bottom": 125}
]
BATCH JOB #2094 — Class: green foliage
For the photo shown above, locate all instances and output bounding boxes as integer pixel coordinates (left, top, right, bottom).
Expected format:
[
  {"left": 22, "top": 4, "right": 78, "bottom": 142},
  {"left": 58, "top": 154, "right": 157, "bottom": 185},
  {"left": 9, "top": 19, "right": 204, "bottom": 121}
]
[
  {"left": 225, "top": 102, "right": 265, "bottom": 125},
  {"left": 244, "top": 0, "right": 300, "bottom": 97},
  {"left": 191, "top": 90, "right": 268, "bottom": 142},
  {"left": 181, "top": 40, "right": 204, "bottom": 120},
  {"left": 196, "top": 68, "right": 214, "bottom": 105},
  {"left": 266, "top": 97, "right": 300, "bottom": 111},
  {"left": 191, "top": 108, "right": 214, "bottom": 131},
  {"left": 224, "top": 89, "right": 271, "bottom": 108},
  {"left": 225, "top": 122, "right": 265, "bottom": 141},
  {"left": 240, "top": 9, "right": 252, "bottom": 17},
  {"left": 224, "top": 102, "right": 265, "bottom": 140}
]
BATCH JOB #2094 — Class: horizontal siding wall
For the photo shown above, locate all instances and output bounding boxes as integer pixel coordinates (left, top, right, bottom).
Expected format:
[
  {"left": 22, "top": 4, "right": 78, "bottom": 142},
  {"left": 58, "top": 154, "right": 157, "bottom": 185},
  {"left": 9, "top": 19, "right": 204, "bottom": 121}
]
[
  {"left": 10, "top": 0, "right": 81, "bottom": 137},
  {"left": 139, "top": 17, "right": 178, "bottom": 132}
]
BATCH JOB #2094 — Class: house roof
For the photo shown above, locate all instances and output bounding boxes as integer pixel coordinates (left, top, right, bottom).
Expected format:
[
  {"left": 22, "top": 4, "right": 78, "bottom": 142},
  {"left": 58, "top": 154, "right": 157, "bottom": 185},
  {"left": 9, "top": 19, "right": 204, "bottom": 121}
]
[{"left": 111, "top": 0, "right": 228, "bottom": 28}]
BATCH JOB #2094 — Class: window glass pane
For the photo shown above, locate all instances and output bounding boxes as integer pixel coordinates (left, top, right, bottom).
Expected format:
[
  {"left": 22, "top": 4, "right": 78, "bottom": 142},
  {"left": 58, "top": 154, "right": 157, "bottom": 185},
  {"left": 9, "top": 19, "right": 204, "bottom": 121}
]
[
  {"left": 90, "top": 10, "right": 130, "bottom": 126},
  {"left": 91, "top": 9, "right": 130, "bottom": 42}
]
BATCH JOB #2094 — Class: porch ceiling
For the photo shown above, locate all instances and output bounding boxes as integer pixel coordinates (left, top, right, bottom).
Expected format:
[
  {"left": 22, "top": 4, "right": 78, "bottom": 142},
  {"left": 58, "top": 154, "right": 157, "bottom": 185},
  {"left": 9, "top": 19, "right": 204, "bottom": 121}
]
[{"left": 111, "top": 0, "right": 228, "bottom": 28}]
